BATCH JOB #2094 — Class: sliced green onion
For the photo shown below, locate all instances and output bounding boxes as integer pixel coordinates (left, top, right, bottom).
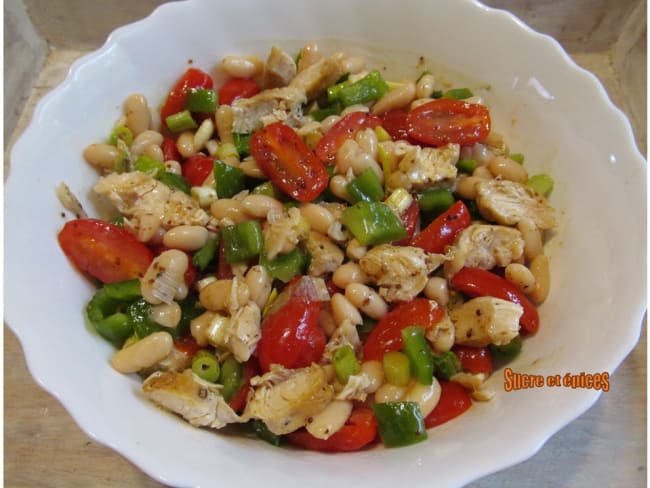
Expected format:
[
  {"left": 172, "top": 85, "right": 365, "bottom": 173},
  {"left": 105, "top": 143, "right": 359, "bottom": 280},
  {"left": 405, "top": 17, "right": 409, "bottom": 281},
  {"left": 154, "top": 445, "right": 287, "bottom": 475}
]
[
  {"left": 108, "top": 126, "right": 133, "bottom": 146},
  {"left": 214, "top": 160, "right": 245, "bottom": 198},
  {"left": 432, "top": 351, "right": 461, "bottom": 380},
  {"left": 382, "top": 351, "right": 411, "bottom": 386},
  {"left": 222, "top": 220, "right": 264, "bottom": 264},
  {"left": 192, "top": 350, "right": 221, "bottom": 383},
  {"left": 372, "top": 402, "right": 428, "bottom": 447},
  {"left": 456, "top": 158, "right": 478, "bottom": 174},
  {"left": 527, "top": 174, "right": 554, "bottom": 196},
  {"left": 443, "top": 88, "right": 474, "bottom": 100},
  {"left": 332, "top": 345, "right": 361, "bottom": 384},
  {"left": 417, "top": 187, "right": 455, "bottom": 215},
  {"left": 134, "top": 155, "right": 166, "bottom": 177},
  {"left": 401, "top": 326, "right": 434, "bottom": 385},
  {"left": 185, "top": 88, "right": 218, "bottom": 113},
  {"left": 166, "top": 110, "right": 197, "bottom": 133}
]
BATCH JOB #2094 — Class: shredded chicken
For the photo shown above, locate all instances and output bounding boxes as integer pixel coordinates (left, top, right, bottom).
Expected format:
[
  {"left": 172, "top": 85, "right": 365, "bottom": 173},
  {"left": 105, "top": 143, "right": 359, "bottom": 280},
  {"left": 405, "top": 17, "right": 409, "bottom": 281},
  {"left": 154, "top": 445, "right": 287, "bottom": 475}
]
[
  {"left": 450, "top": 296, "right": 522, "bottom": 347},
  {"left": 225, "top": 302, "right": 262, "bottom": 363},
  {"left": 231, "top": 87, "right": 307, "bottom": 133},
  {"left": 142, "top": 369, "right": 245, "bottom": 429},
  {"left": 359, "top": 245, "right": 445, "bottom": 302},
  {"left": 289, "top": 52, "right": 347, "bottom": 100},
  {"left": 304, "top": 230, "right": 345, "bottom": 277},
  {"left": 263, "top": 206, "right": 309, "bottom": 260},
  {"left": 245, "top": 364, "right": 334, "bottom": 435},
  {"left": 475, "top": 179, "right": 557, "bottom": 230},
  {"left": 264, "top": 45, "right": 297, "bottom": 88},
  {"left": 425, "top": 309, "right": 455, "bottom": 353}
]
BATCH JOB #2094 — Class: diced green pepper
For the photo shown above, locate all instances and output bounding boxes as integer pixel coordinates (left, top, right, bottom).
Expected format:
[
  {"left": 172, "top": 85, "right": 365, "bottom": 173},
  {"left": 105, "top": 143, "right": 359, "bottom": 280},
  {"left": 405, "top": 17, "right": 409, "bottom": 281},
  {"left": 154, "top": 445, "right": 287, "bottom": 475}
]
[
  {"left": 158, "top": 171, "right": 191, "bottom": 194},
  {"left": 443, "top": 88, "right": 474, "bottom": 100},
  {"left": 401, "top": 326, "right": 434, "bottom": 385},
  {"left": 220, "top": 356, "right": 243, "bottom": 402},
  {"left": 192, "top": 236, "right": 218, "bottom": 270},
  {"left": 490, "top": 335, "right": 523, "bottom": 362},
  {"left": 342, "top": 201, "right": 407, "bottom": 246},
  {"left": 85, "top": 279, "right": 142, "bottom": 347},
  {"left": 418, "top": 187, "right": 455, "bottom": 216},
  {"left": 233, "top": 133, "right": 252, "bottom": 158},
  {"left": 94, "top": 313, "right": 133, "bottom": 349},
  {"left": 456, "top": 158, "right": 478, "bottom": 174},
  {"left": 249, "top": 419, "right": 282, "bottom": 446},
  {"left": 372, "top": 401, "right": 428, "bottom": 447},
  {"left": 332, "top": 345, "right": 361, "bottom": 384},
  {"left": 432, "top": 350, "right": 461, "bottom": 380},
  {"left": 260, "top": 247, "right": 308, "bottom": 283},
  {"left": 214, "top": 160, "right": 245, "bottom": 198},
  {"left": 328, "top": 70, "right": 389, "bottom": 107},
  {"left": 310, "top": 102, "right": 342, "bottom": 122},
  {"left": 251, "top": 181, "right": 277, "bottom": 197},
  {"left": 527, "top": 174, "right": 554, "bottom": 196},
  {"left": 134, "top": 155, "right": 166, "bottom": 177},
  {"left": 509, "top": 152, "right": 525, "bottom": 164},
  {"left": 357, "top": 316, "right": 378, "bottom": 341},
  {"left": 127, "top": 298, "right": 168, "bottom": 339},
  {"left": 185, "top": 88, "right": 218, "bottom": 113},
  {"left": 192, "top": 350, "right": 221, "bottom": 383},
  {"left": 222, "top": 221, "right": 264, "bottom": 263},
  {"left": 346, "top": 167, "right": 384, "bottom": 203},
  {"left": 108, "top": 126, "right": 133, "bottom": 146},
  {"left": 383, "top": 351, "right": 411, "bottom": 386},
  {"left": 165, "top": 110, "right": 198, "bottom": 132}
]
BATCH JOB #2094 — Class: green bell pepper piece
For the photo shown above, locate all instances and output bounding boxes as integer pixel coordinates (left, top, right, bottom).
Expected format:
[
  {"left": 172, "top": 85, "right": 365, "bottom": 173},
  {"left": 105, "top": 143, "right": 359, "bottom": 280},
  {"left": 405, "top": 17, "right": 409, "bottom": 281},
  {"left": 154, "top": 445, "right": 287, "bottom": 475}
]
[
  {"left": 401, "top": 326, "right": 434, "bottom": 385},
  {"left": 158, "top": 171, "right": 191, "bottom": 194},
  {"left": 443, "top": 88, "right": 474, "bottom": 100},
  {"left": 260, "top": 247, "right": 309, "bottom": 283},
  {"left": 85, "top": 279, "right": 142, "bottom": 347},
  {"left": 332, "top": 345, "right": 360, "bottom": 384},
  {"left": 417, "top": 187, "right": 455, "bottom": 216},
  {"left": 342, "top": 201, "right": 407, "bottom": 246},
  {"left": 328, "top": 70, "right": 389, "bottom": 107},
  {"left": 220, "top": 356, "right": 243, "bottom": 402},
  {"left": 214, "top": 160, "right": 245, "bottom": 198},
  {"left": 249, "top": 419, "right": 282, "bottom": 446},
  {"left": 233, "top": 133, "right": 252, "bottom": 158},
  {"left": 310, "top": 102, "right": 342, "bottom": 122},
  {"left": 456, "top": 158, "right": 478, "bottom": 174},
  {"left": 222, "top": 220, "right": 264, "bottom": 263},
  {"left": 346, "top": 167, "right": 384, "bottom": 203},
  {"left": 432, "top": 350, "right": 461, "bottom": 380},
  {"left": 372, "top": 401, "right": 428, "bottom": 447},
  {"left": 527, "top": 174, "right": 554, "bottom": 196},
  {"left": 490, "top": 335, "right": 523, "bottom": 362},
  {"left": 185, "top": 88, "right": 218, "bottom": 113}
]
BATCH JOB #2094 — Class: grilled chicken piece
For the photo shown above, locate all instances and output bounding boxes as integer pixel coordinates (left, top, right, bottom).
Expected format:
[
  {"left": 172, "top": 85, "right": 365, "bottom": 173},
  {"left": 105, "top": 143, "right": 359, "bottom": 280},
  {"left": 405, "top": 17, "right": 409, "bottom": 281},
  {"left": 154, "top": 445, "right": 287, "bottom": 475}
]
[
  {"left": 142, "top": 369, "right": 244, "bottom": 429},
  {"left": 381, "top": 140, "right": 459, "bottom": 191},
  {"left": 425, "top": 309, "right": 455, "bottom": 353},
  {"left": 263, "top": 207, "right": 309, "bottom": 260},
  {"left": 450, "top": 297, "right": 522, "bottom": 347},
  {"left": 93, "top": 172, "right": 216, "bottom": 241},
  {"left": 246, "top": 364, "right": 334, "bottom": 435},
  {"left": 445, "top": 223, "right": 524, "bottom": 277},
  {"left": 231, "top": 86, "right": 306, "bottom": 133},
  {"left": 334, "top": 372, "right": 374, "bottom": 402},
  {"left": 359, "top": 245, "right": 445, "bottom": 302},
  {"left": 304, "top": 230, "right": 345, "bottom": 277},
  {"left": 226, "top": 302, "right": 262, "bottom": 363},
  {"left": 289, "top": 52, "right": 347, "bottom": 100},
  {"left": 475, "top": 179, "right": 557, "bottom": 230},
  {"left": 264, "top": 45, "right": 297, "bottom": 88}
]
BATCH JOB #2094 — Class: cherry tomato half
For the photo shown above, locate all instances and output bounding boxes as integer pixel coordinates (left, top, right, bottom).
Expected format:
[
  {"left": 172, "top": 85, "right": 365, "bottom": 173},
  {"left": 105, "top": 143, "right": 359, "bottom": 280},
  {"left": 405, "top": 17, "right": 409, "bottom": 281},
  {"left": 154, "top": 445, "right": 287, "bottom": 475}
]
[
  {"left": 380, "top": 109, "right": 414, "bottom": 143},
  {"left": 250, "top": 121, "right": 328, "bottom": 203},
  {"left": 407, "top": 98, "right": 491, "bottom": 147},
  {"left": 363, "top": 298, "right": 444, "bottom": 362},
  {"left": 229, "top": 358, "right": 260, "bottom": 413},
  {"left": 182, "top": 154, "right": 214, "bottom": 187},
  {"left": 424, "top": 380, "right": 472, "bottom": 428},
  {"left": 410, "top": 200, "right": 471, "bottom": 254},
  {"left": 314, "top": 111, "right": 382, "bottom": 164},
  {"left": 393, "top": 199, "right": 420, "bottom": 246},
  {"left": 286, "top": 407, "right": 378, "bottom": 452},
  {"left": 160, "top": 68, "right": 214, "bottom": 124},
  {"left": 58, "top": 218, "right": 153, "bottom": 284},
  {"left": 256, "top": 293, "right": 326, "bottom": 372},
  {"left": 453, "top": 345, "right": 494, "bottom": 375},
  {"left": 218, "top": 78, "right": 260, "bottom": 105},
  {"left": 161, "top": 136, "right": 181, "bottom": 162}
]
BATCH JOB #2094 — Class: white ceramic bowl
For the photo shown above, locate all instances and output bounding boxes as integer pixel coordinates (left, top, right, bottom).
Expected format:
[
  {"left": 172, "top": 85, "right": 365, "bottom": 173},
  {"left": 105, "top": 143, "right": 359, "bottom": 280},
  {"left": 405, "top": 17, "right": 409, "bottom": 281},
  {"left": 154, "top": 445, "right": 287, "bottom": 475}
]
[{"left": 5, "top": 0, "right": 646, "bottom": 487}]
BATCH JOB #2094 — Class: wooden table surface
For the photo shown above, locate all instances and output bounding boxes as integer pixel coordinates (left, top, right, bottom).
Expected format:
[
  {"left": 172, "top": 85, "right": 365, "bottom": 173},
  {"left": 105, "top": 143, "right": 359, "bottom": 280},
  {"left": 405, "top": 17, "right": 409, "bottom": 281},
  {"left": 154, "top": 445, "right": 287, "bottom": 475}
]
[{"left": 5, "top": 44, "right": 646, "bottom": 487}]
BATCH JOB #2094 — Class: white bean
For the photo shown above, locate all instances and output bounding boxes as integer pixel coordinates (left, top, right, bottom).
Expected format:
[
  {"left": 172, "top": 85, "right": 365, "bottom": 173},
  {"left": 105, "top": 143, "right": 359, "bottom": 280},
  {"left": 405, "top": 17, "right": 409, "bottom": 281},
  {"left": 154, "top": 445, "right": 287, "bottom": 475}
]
[
  {"left": 83, "top": 143, "right": 120, "bottom": 171},
  {"left": 241, "top": 194, "right": 284, "bottom": 218},
  {"left": 355, "top": 128, "right": 378, "bottom": 160},
  {"left": 140, "top": 250, "right": 189, "bottom": 305},
  {"left": 345, "top": 283, "right": 388, "bottom": 319},
  {"left": 360, "top": 360, "right": 384, "bottom": 393},
  {"left": 306, "top": 400, "right": 353, "bottom": 440},
  {"left": 346, "top": 238, "right": 367, "bottom": 261},
  {"left": 455, "top": 175, "right": 482, "bottom": 200},
  {"left": 162, "top": 225, "right": 209, "bottom": 251},
  {"left": 111, "top": 332, "right": 173, "bottom": 374},
  {"left": 176, "top": 131, "right": 197, "bottom": 159},
  {"left": 190, "top": 311, "right": 215, "bottom": 346},
  {"left": 221, "top": 55, "right": 264, "bottom": 79},
  {"left": 124, "top": 93, "right": 151, "bottom": 136},
  {"left": 528, "top": 254, "right": 550, "bottom": 304},
  {"left": 415, "top": 73, "right": 435, "bottom": 99},
  {"left": 199, "top": 278, "right": 250, "bottom": 312},
  {"left": 319, "top": 114, "right": 341, "bottom": 133},
  {"left": 472, "top": 165, "right": 494, "bottom": 179},
  {"left": 332, "top": 262, "right": 368, "bottom": 289},
  {"left": 331, "top": 293, "right": 363, "bottom": 327},
  {"left": 340, "top": 104, "right": 370, "bottom": 117},
  {"left": 164, "top": 160, "right": 182, "bottom": 175},
  {"left": 148, "top": 302, "right": 182, "bottom": 329},
  {"left": 300, "top": 203, "right": 335, "bottom": 235},
  {"left": 131, "top": 130, "right": 163, "bottom": 157},
  {"left": 374, "top": 383, "right": 407, "bottom": 403},
  {"left": 215, "top": 105, "right": 234, "bottom": 143},
  {"left": 143, "top": 144, "right": 164, "bottom": 162},
  {"left": 329, "top": 175, "right": 352, "bottom": 202},
  {"left": 245, "top": 265, "right": 272, "bottom": 309},
  {"left": 423, "top": 277, "right": 450, "bottom": 306},
  {"left": 341, "top": 56, "right": 365, "bottom": 74},
  {"left": 488, "top": 155, "right": 528, "bottom": 183},
  {"left": 504, "top": 263, "right": 536, "bottom": 293},
  {"left": 518, "top": 218, "right": 543, "bottom": 261},
  {"left": 210, "top": 199, "right": 247, "bottom": 223},
  {"left": 193, "top": 118, "right": 214, "bottom": 151},
  {"left": 239, "top": 159, "right": 266, "bottom": 179},
  {"left": 297, "top": 43, "right": 322, "bottom": 72},
  {"left": 372, "top": 82, "right": 416, "bottom": 115},
  {"left": 404, "top": 378, "right": 441, "bottom": 417}
]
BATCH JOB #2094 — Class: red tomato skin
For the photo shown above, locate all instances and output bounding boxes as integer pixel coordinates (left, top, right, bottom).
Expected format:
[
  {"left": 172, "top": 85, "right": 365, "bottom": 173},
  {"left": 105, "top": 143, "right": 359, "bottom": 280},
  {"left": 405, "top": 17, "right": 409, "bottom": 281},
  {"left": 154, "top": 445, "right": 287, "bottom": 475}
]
[
  {"left": 453, "top": 345, "right": 493, "bottom": 374},
  {"left": 58, "top": 219, "right": 153, "bottom": 284},
  {"left": 424, "top": 380, "right": 472, "bottom": 428},
  {"left": 314, "top": 112, "right": 382, "bottom": 164},
  {"left": 229, "top": 358, "right": 260, "bottom": 413},
  {"left": 286, "top": 407, "right": 378, "bottom": 452},
  {"left": 250, "top": 122, "right": 328, "bottom": 203},
  {"left": 161, "top": 137, "right": 182, "bottom": 163},
  {"left": 363, "top": 298, "right": 444, "bottom": 361},
  {"left": 410, "top": 200, "right": 471, "bottom": 254},
  {"left": 182, "top": 154, "right": 214, "bottom": 187},
  {"left": 174, "top": 336, "right": 202, "bottom": 357},
  {"left": 218, "top": 78, "right": 260, "bottom": 105},
  {"left": 160, "top": 68, "right": 214, "bottom": 124},
  {"left": 393, "top": 199, "right": 420, "bottom": 246},
  {"left": 256, "top": 295, "right": 326, "bottom": 372},
  {"left": 381, "top": 109, "right": 416, "bottom": 143},
  {"left": 450, "top": 267, "right": 540, "bottom": 334},
  {"left": 407, "top": 98, "right": 491, "bottom": 147}
]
